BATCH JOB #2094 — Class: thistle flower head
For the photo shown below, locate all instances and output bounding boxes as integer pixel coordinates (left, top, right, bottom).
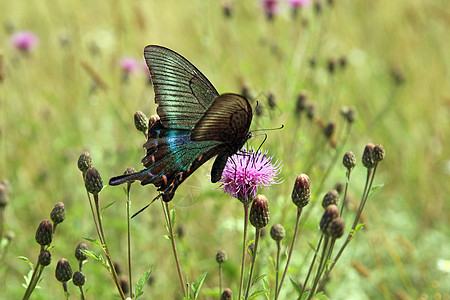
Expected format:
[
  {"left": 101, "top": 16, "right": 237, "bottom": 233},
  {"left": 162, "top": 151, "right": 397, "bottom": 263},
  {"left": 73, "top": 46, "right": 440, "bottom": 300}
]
[
  {"left": 288, "top": 0, "right": 311, "bottom": 8},
  {"left": 73, "top": 271, "right": 86, "bottom": 286},
  {"left": 84, "top": 167, "right": 103, "bottom": 194},
  {"left": 134, "top": 111, "right": 149, "bottom": 133},
  {"left": 119, "top": 57, "right": 139, "bottom": 73},
  {"left": 343, "top": 151, "right": 357, "bottom": 170},
  {"left": 270, "top": 223, "right": 285, "bottom": 241},
  {"left": 373, "top": 144, "right": 385, "bottom": 163},
  {"left": 77, "top": 151, "right": 92, "bottom": 173},
  {"left": 218, "top": 148, "right": 282, "bottom": 204},
  {"left": 322, "top": 189, "right": 339, "bottom": 209},
  {"left": 292, "top": 173, "right": 311, "bottom": 208},
  {"left": 250, "top": 194, "right": 270, "bottom": 229},
  {"left": 216, "top": 249, "right": 227, "bottom": 264},
  {"left": 50, "top": 202, "right": 66, "bottom": 225},
  {"left": 38, "top": 250, "right": 52, "bottom": 266},
  {"left": 35, "top": 220, "right": 53, "bottom": 246},
  {"left": 55, "top": 258, "right": 72, "bottom": 283},
  {"left": 75, "top": 242, "right": 89, "bottom": 262},
  {"left": 362, "top": 143, "right": 376, "bottom": 169},
  {"left": 11, "top": 31, "right": 39, "bottom": 52}
]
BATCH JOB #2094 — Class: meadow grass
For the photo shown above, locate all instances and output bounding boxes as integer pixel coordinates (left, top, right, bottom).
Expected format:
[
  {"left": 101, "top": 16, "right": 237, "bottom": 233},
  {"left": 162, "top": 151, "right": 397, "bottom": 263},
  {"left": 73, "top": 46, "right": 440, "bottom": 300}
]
[{"left": 1, "top": 0, "right": 449, "bottom": 299}]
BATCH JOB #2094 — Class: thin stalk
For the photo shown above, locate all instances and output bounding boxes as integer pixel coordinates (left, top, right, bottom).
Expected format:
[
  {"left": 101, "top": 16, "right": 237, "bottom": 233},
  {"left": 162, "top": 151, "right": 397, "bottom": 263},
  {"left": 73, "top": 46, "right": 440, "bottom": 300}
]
[
  {"left": 340, "top": 169, "right": 351, "bottom": 217},
  {"left": 307, "top": 237, "right": 330, "bottom": 300},
  {"left": 219, "top": 263, "right": 223, "bottom": 296},
  {"left": 22, "top": 257, "right": 43, "bottom": 300},
  {"left": 319, "top": 165, "right": 378, "bottom": 290},
  {"left": 273, "top": 240, "right": 281, "bottom": 300},
  {"left": 244, "top": 228, "right": 261, "bottom": 300},
  {"left": 162, "top": 201, "right": 187, "bottom": 297},
  {"left": 277, "top": 207, "right": 302, "bottom": 298},
  {"left": 126, "top": 183, "right": 133, "bottom": 298},
  {"left": 93, "top": 194, "right": 126, "bottom": 300},
  {"left": 79, "top": 286, "right": 86, "bottom": 300},
  {"left": 299, "top": 235, "right": 324, "bottom": 299},
  {"left": 238, "top": 204, "right": 250, "bottom": 300}
]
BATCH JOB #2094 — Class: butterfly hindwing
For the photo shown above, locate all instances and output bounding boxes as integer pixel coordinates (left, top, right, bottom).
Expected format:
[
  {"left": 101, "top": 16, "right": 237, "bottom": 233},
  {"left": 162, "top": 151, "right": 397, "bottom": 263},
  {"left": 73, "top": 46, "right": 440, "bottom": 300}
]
[{"left": 144, "top": 45, "right": 219, "bottom": 129}]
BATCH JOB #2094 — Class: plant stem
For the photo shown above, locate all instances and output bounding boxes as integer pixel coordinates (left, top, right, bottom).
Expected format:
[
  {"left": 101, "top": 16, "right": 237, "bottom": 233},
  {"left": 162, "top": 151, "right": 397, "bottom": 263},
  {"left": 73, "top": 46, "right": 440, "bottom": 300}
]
[
  {"left": 162, "top": 200, "right": 187, "bottom": 297},
  {"left": 244, "top": 228, "right": 261, "bottom": 300},
  {"left": 307, "top": 236, "right": 330, "bottom": 300},
  {"left": 79, "top": 286, "right": 86, "bottom": 300},
  {"left": 238, "top": 203, "right": 250, "bottom": 300},
  {"left": 274, "top": 240, "right": 281, "bottom": 300},
  {"left": 319, "top": 165, "right": 378, "bottom": 290},
  {"left": 277, "top": 207, "right": 302, "bottom": 298},
  {"left": 126, "top": 183, "right": 133, "bottom": 298},
  {"left": 22, "top": 257, "right": 43, "bottom": 300},
  {"left": 299, "top": 235, "right": 323, "bottom": 299},
  {"left": 93, "top": 194, "right": 126, "bottom": 300},
  {"left": 340, "top": 169, "right": 351, "bottom": 217},
  {"left": 219, "top": 263, "right": 223, "bottom": 296}
]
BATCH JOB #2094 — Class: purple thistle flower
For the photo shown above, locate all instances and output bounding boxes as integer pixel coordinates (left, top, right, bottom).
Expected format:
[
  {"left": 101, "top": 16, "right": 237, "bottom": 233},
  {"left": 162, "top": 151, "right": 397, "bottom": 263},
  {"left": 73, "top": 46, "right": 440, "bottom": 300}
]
[
  {"left": 260, "top": 0, "right": 279, "bottom": 19},
  {"left": 119, "top": 57, "right": 140, "bottom": 73},
  {"left": 218, "top": 148, "right": 282, "bottom": 203},
  {"left": 11, "top": 31, "right": 39, "bottom": 52},
  {"left": 287, "top": 0, "right": 311, "bottom": 8}
]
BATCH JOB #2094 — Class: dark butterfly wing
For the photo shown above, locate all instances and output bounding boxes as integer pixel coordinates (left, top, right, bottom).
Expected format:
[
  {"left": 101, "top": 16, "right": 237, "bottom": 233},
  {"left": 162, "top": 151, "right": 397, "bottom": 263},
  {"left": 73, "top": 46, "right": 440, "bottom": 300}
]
[
  {"left": 192, "top": 93, "right": 252, "bottom": 149},
  {"left": 144, "top": 45, "right": 219, "bottom": 129}
]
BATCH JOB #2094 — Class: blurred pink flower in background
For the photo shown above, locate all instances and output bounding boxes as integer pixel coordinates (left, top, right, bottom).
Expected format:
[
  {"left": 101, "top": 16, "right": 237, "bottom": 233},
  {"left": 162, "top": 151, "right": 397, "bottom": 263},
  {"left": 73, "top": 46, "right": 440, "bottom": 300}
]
[
  {"left": 287, "top": 0, "right": 311, "bottom": 8},
  {"left": 10, "top": 31, "right": 39, "bottom": 52},
  {"left": 260, "top": 0, "right": 279, "bottom": 19},
  {"left": 119, "top": 57, "right": 140, "bottom": 74}
]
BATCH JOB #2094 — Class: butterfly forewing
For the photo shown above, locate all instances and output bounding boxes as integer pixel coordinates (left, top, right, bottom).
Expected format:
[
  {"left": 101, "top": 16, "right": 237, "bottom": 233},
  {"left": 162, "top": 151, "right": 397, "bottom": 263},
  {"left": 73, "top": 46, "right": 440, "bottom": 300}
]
[{"left": 144, "top": 45, "right": 219, "bottom": 129}]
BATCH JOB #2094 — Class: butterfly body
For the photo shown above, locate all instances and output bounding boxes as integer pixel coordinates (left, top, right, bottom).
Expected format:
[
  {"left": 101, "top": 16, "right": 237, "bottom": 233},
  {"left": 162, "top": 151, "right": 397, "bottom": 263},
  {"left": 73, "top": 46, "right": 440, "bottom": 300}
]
[{"left": 109, "top": 45, "right": 252, "bottom": 202}]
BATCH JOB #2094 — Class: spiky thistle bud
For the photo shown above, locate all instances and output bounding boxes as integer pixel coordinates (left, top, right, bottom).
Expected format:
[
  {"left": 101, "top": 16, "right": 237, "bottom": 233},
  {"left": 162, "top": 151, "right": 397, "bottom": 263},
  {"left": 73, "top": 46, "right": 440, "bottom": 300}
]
[
  {"left": 77, "top": 151, "right": 92, "bottom": 173},
  {"left": 38, "top": 250, "right": 52, "bottom": 266},
  {"left": 346, "top": 107, "right": 356, "bottom": 123},
  {"left": 343, "top": 151, "right": 357, "bottom": 170},
  {"left": 306, "top": 103, "right": 316, "bottom": 120},
  {"left": 0, "top": 184, "right": 8, "bottom": 207},
  {"left": 319, "top": 204, "right": 339, "bottom": 234},
  {"left": 268, "top": 92, "right": 276, "bottom": 109},
  {"left": 50, "top": 202, "right": 65, "bottom": 225},
  {"left": 55, "top": 258, "right": 72, "bottom": 283},
  {"left": 296, "top": 92, "right": 308, "bottom": 115},
  {"left": 323, "top": 122, "right": 335, "bottom": 138},
  {"left": 270, "top": 223, "right": 285, "bottom": 242},
  {"left": 327, "top": 58, "right": 336, "bottom": 74},
  {"left": 124, "top": 166, "right": 136, "bottom": 184},
  {"left": 322, "top": 190, "right": 339, "bottom": 209},
  {"left": 339, "top": 56, "right": 347, "bottom": 69},
  {"left": 220, "top": 288, "right": 233, "bottom": 300},
  {"left": 120, "top": 277, "right": 129, "bottom": 294},
  {"left": 362, "top": 143, "right": 376, "bottom": 169},
  {"left": 84, "top": 167, "right": 103, "bottom": 194},
  {"left": 75, "top": 242, "right": 88, "bottom": 262},
  {"left": 134, "top": 111, "right": 149, "bottom": 133},
  {"left": 216, "top": 249, "right": 227, "bottom": 264},
  {"left": 250, "top": 195, "right": 270, "bottom": 229},
  {"left": 35, "top": 220, "right": 53, "bottom": 246},
  {"left": 292, "top": 174, "right": 311, "bottom": 208},
  {"left": 73, "top": 271, "right": 86, "bottom": 286},
  {"left": 373, "top": 144, "right": 385, "bottom": 163},
  {"left": 327, "top": 217, "right": 345, "bottom": 238}
]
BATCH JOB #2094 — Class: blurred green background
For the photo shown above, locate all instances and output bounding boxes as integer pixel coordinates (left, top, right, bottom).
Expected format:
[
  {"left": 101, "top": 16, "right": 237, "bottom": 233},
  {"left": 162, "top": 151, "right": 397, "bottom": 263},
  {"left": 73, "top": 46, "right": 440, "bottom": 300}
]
[{"left": 1, "top": 0, "right": 449, "bottom": 299}]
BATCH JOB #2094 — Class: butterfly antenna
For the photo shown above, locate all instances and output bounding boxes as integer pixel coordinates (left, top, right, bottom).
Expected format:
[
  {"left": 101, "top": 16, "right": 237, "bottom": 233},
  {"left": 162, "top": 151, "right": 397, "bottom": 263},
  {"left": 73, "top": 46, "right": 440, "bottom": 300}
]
[
  {"left": 131, "top": 193, "right": 163, "bottom": 218},
  {"left": 250, "top": 124, "right": 284, "bottom": 134}
]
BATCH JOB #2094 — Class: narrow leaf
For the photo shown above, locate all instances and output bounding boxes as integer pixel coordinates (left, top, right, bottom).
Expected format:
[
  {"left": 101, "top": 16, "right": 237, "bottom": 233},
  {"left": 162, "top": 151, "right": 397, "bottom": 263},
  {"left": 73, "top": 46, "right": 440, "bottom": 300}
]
[
  {"left": 135, "top": 267, "right": 153, "bottom": 299},
  {"left": 289, "top": 277, "right": 302, "bottom": 295},
  {"left": 101, "top": 201, "right": 116, "bottom": 213}
]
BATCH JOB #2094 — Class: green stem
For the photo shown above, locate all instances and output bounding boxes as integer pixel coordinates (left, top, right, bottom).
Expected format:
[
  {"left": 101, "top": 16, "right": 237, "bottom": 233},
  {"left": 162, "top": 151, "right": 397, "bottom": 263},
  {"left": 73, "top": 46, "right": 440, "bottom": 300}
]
[
  {"left": 319, "top": 165, "right": 378, "bottom": 290},
  {"left": 244, "top": 228, "right": 261, "bottom": 299},
  {"left": 277, "top": 207, "right": 302, "bottom": 298},
  {"left": 162, "top": 201, "right": 187, "bottom": 297},
  {"left": 219, "top": 263, "right": 223, "bottom": 296},
  {"left": 22, "top": 257, "right": 43, "bottom": 300},
  {"left": 93, "top": 194, "right": 126, "bottom": 300},
  {"left": 307, "top": 236, "right": 329, "bottom": 300},
  {"left": 126, "top": 184, "right": 133, "bottom": 298},
  {"left": 299, "top": 235, "right": 323, "bottom": 299},
  {"left": 274, "top": 240, "right": 281, "bottom": 300},
  {"left": 79, "top": 286, "right": 86, "bottom": 300},
  {"left": 238, "top": 204, "right": 250, "bottom": 300}
]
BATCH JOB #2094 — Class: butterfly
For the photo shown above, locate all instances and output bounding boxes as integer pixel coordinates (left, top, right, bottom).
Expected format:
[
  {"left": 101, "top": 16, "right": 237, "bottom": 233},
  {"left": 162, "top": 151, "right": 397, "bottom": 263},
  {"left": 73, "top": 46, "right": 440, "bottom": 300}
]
[{"left": 109, "top": 45, "right": 253, "bottom": 203}]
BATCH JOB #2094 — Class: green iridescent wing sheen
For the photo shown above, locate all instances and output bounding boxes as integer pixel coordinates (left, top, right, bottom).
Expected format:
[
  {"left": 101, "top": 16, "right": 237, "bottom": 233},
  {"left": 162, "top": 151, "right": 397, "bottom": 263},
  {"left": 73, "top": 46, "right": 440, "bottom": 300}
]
[{"left": 144, "top": 45, "right": 219, "bottom": 129}]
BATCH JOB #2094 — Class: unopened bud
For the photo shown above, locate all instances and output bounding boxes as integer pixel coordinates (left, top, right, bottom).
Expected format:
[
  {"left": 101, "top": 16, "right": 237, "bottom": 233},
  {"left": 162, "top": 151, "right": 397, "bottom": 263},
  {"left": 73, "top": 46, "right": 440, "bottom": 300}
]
[
  {"left": 35, "top": 220, "right": 53, "bottom": 246},
  {"left": 50, "top": 202, "right": 65, "bottom": 225},
  {"left": 270, "top": 223, "right": 285, "bottom": 241},
  {"left": 292, "top": 174, "right": 311, "bottom": 208},
  {"left": 134, "top": 111, "right": 149, "bottom": 133},
  {"left": 216, "top": 249, "right": 227, "bottom": 264},
  {"left": 55, "top": 258, "right": 72, "bottom": 283},
  {"left": 250, "top": 195, "right": 270, "bottom": 229},
  {"left": 84, "top": 167, "right": 103, "bottom": 194},
  {"left": 322, "top": 190, "right": 339, "bottom": 209},
  {"left": 73, "top": 271, "right": 86, "bottom": 286},
  {"left": 362, "top": 143, "right": 376, "bottom": 169},
  {"left": 77, "top": 151, "right": 92, "bottom": 173},
  {"left": 319, "top": 204, "right": 339, "bottom": 234}
]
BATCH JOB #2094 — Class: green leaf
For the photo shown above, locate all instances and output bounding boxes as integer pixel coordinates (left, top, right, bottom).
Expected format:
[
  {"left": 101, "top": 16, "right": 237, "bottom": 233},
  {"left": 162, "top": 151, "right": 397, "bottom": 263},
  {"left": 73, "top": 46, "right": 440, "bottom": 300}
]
[
  {"left": 314, "top": 291, "right": 330, "bottom": 299},
  {"left": 18, "top": 256, "right": 33, "bottom": 269},
  {"left": 101, "top": 201, "right": 115, "bottom": 213},
  {"left": 308, "top": 241, "right": 317, "bottom": 252},
  {"left": 262, "top": 279, "right": 270, "bottom": 300},
  {"left": 249, "top": 289, "right": 269, "bottom": 299},
  {"left": 368, "top": 183, "right": 384, "bottom": 198},
  {"left": 268, "top": 256, "right": 275, "bottom": 268},
  {"left": 83, "top": 236, "right": 104, "bottom": 248},
  {"left": 170, "top": 208, "right": 176, "bottom": 227},
  {"left": 82, "top": 250, "right": 109, "bottom": 269},
  {"left": 135, "top": 266, "right": 153, "bottom": 299},
  {"left": 289, "top": 277, "right": 302, "bottom": 295},
  {"left": 251, "top": 273, "right": 267, "bottom": 287},
  {"left": 191, "top": 272, "right": 207, "bottom": 300},
  {"left": 300, "top": 291, "right": 310, "bottom": 300},
  {"left": 350, "top": 224, "right": 365, "bottom": 236}
]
